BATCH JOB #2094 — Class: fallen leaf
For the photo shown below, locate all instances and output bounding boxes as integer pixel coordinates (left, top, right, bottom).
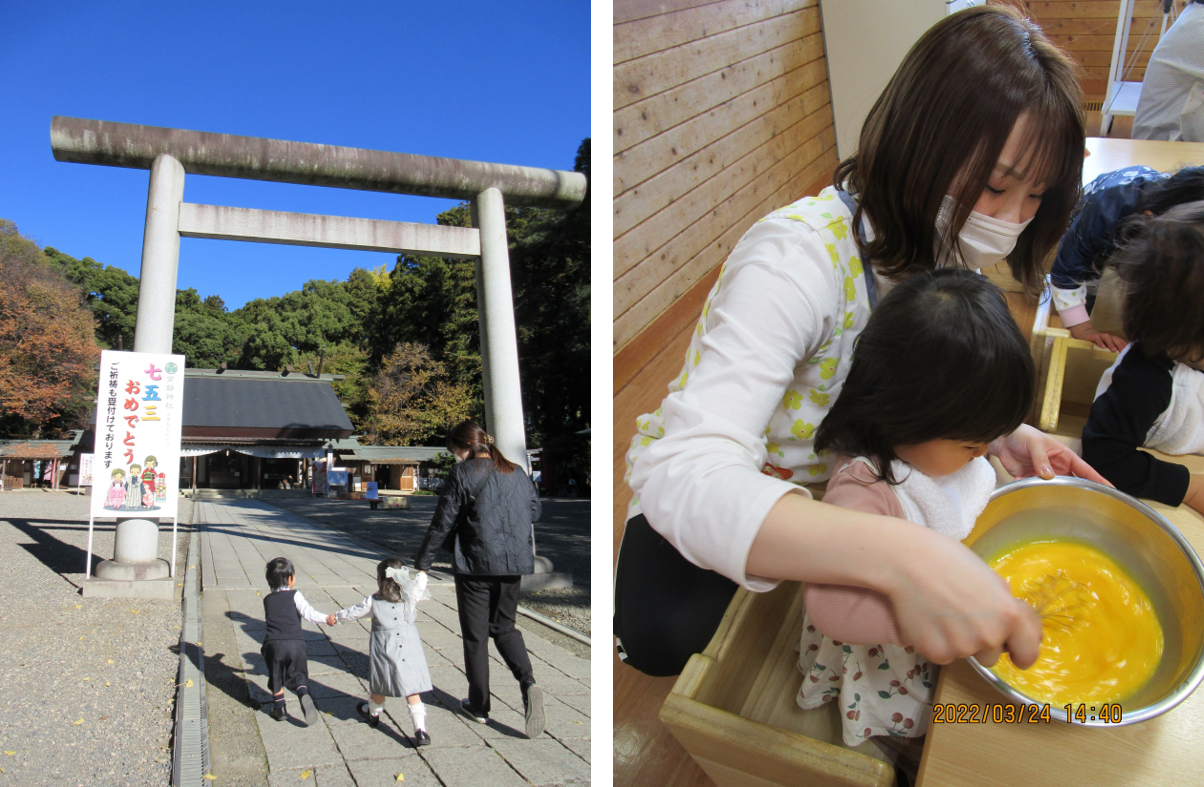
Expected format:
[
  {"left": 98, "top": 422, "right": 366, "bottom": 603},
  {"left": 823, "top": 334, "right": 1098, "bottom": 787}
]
[
  {"left": 1, "top": 766, "right": 5, "bottom": 772},
  {"left": 300, "top": 770, "right": 310, "bottom": 780},
  {"left": 82, "top": 677, "right": 90, "bottom": 681},
  {"left": 79, "top": 636, "right": 85, "bottom": 640},
  {"left": 131, "top": 610, "right": 139, "bottom": 614},
  {"left": 203, "top": 774, "right": 216, "bottom": 781},
  {"left": 4, "top": 751, "right": 14, "bottom": 756},
  {"left": 73, "top": 719, "right": 84, "bottom": 725},
  {"left": 74, "top": 604, "right": 82, "bottom": 609},
  {"left": 104, "top": 681, "right": 110, "bottom": 687},
  {"left": 100, "top": 716, "right": 108, "bottom": 720},
  {"left": 574, "top": 721, "right": 582, "bottom": 724},
  {"left": 185, "top": 679, "right": 193, "bottom": 688},
  {"left": 255, "top": 591, "right": 261, "bottom": 596},
  {"left": 396, "top": 774, "right": 404, "bottom": 782},
  {"left": 107, "top": 659, "right": 113, "bottom": 664}
]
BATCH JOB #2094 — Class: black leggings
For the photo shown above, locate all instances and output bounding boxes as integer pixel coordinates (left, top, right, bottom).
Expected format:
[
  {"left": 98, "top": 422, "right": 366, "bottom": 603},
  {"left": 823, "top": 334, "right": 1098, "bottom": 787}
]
[{"left": 612, "top": 514, "right": 738, "bottom": 677}]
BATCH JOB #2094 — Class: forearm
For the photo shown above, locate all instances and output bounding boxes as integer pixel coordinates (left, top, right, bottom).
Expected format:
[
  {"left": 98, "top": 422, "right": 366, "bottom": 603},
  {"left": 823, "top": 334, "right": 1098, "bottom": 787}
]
[
  {"left": 1183, "top": 475, "right": 1204, "bottom": 514},
  {"left": 746, "top": 492, "right": 931, "bottom": 596}
]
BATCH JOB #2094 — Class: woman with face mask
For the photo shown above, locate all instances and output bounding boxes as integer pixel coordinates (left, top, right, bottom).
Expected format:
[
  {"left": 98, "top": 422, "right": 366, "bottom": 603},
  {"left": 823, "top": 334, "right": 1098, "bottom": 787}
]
[{"left": 615, "top": 6, "right": 1107, "bottom": 679}]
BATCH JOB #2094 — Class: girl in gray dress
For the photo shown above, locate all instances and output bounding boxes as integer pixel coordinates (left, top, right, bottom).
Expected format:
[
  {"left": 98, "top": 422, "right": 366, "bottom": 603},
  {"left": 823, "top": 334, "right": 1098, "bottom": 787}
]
[{"left": 332, "top": 558, "right": 434, "bottom": 746}]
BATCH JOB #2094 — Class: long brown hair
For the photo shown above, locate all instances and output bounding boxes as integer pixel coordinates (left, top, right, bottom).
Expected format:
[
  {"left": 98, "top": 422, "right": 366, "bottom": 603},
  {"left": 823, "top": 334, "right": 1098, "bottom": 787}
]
[
  {"left": 834, "top": 5, "right": 1084, "bottom": 295},
  {"left": 447, "top": 420, "right": 517, "bottom": 474}
]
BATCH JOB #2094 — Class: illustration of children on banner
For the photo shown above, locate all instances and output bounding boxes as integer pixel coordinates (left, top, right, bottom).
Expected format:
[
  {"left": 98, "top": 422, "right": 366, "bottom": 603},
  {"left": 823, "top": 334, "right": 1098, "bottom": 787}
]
[{"left": 105, "top": 468, "right": 127, "bottom": 509}]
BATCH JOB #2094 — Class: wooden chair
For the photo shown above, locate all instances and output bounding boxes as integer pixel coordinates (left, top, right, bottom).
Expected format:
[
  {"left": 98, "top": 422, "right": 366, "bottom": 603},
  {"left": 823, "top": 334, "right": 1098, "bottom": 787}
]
[
  {"left": 1038, "top": 336, "right": 1121, "bottom": 438},
  {"left": 660, "top": 583, "right": 895, "bottom": 787}
]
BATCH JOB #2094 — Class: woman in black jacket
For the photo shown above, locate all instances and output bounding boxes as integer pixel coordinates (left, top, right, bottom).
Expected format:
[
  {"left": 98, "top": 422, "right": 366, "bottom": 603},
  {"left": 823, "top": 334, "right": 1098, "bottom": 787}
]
[{"left": 414, "top": 420, "right": 545, "bottom": 739}]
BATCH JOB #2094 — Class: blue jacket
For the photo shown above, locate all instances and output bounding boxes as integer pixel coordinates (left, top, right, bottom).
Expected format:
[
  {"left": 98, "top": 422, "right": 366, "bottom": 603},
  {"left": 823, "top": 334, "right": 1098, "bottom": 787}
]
[{"left": 1050, "top": 165, "right": 1167, "bottom": 291}]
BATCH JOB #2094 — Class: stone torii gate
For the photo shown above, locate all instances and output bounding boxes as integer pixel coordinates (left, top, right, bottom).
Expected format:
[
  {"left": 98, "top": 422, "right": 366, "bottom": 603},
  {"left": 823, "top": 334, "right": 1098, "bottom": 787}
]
[{"left": 51, "top": 116, "right": 587, "bottom": 596}]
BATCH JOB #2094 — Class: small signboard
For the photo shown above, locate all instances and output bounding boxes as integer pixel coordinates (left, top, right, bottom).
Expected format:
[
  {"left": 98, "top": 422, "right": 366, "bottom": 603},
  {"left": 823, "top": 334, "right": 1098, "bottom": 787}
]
[
  {"left": 78, "top": 453, "right": 95, "bottom": 486},
  {"left": 365, "top": 481, "right": 379, "bottom": 500}
]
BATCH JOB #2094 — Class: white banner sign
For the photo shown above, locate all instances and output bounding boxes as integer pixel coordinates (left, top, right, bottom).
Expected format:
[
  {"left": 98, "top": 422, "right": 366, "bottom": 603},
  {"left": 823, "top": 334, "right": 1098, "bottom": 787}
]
[
  {"left": 90, "top": 351, "right": 186, "bottom": 519},
  {"left": 78, "top": 453, "right": 95, "bottom": 486}
]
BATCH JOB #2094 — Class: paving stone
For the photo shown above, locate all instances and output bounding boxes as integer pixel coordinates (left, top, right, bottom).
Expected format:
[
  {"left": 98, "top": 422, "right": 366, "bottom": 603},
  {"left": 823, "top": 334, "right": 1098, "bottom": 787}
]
[
  {"left": 418, "top": 746, "right": 529, "bottom": 787},
  {"left": 553, "top": 690, "right": 591, "bottom": 717},
  {"left": 488, "top": 738, "right": 591, "bottom": 785},
  {"left": 427, "top": 665, "right": 470, "bottom": 703},
  {"left": 305, "top": 670, "right": 367, "bottom": 701},
  {"left": 558, "top": 736, "right": 591, "bottom": 764},
  {"left": 254, "top": 701, "right": 344, "bottom": 771},
  {"left": 346, "top": 756, "right": 443, "bottom": 787},
  {"left": 320, "top": 696, "right": 419, "bottom": 759},
  {"left": 543, "top": 703, "right": 590, "bottom": 740},
  {"left": 526, "top": 667, "right": 588, "bottom": 698},
  {"left": 415, "top": 619, "right": 463, "bottom": 652},
  {"left": 466, "top": 707, "right": 530, "bottom": 741},
  {"left": 267, "top": 763, "right": 355, "bottom": 787}
]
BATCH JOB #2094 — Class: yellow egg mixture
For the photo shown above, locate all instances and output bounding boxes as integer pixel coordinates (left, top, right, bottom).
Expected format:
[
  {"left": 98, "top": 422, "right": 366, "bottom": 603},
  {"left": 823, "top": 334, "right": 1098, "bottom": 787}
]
[{"left": 989, "top": 541, "right": 1164, "bottom": 706}]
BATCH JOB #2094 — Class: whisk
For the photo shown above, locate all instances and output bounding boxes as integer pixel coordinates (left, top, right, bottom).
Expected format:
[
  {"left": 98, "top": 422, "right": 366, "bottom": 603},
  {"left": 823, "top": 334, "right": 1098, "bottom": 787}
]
[{"left": 1022, "top": 572, "right": 1092, "bottom": 634}]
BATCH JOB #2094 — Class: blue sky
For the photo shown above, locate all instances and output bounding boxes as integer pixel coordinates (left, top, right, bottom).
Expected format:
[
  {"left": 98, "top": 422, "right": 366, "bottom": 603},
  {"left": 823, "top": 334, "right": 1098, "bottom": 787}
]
[{"left": 0, "top": 1, "right": 591, "bottom": 309}]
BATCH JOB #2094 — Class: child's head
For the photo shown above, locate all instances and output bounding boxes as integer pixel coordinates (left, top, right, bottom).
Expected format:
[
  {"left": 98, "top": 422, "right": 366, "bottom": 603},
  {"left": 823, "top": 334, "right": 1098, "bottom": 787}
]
[
  {"left": 1135, "top": 166, "right": 1204, "bottom": 217},
  {"left": 376, "top": 558, "right": 405, "bottom": 603},
  {"left": 144, "top": 455, "right": 157, "bottom": 468},
  {"left": 111, "top": 468, "right": 124, "bottom": 481},
  {"left": 837, "top": 5, "right": 1083, "bottom": 294},
  {"left": 815, "top": 269, "right": 1034, "bottom": 483},
  {"left": 265, "top": 557, "right": 295, "bottom": 591},
  {"left": 1113, "top": 201, "right": 1204, "bottom": 365},
  {"left": 129, "top": 463, "right": 141, "bottom": 475}
]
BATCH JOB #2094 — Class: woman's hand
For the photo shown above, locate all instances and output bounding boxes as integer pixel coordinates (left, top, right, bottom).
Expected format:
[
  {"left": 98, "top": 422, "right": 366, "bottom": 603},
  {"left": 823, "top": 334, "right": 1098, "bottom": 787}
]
[
  {"left": 989, "top": 424, "right": 1111, "bottom": 485},
  {"left": 887, "top": 535, "right": 1043, "bottom": 668},
  {"left": 1068, "top": 321, "right": 1128, "bottom": 353}
]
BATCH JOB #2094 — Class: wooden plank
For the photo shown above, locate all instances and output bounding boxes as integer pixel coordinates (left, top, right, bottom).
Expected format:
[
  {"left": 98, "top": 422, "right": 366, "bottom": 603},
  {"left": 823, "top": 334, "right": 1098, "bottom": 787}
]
[
  {"left": 614, "top": 7, "right": 821, "bottom": 111},
  {"left": 1049, "top": 33, "right": 1164, "bottom": 50},
  {"left": 615, "top": 0, "right": 815, "bottom": 64},
  {"left": 615, "top": 140, "right": 837, "bottom": 348},
  {"left": 615, "top": 0, "right": 724, "bottom": 26},
  {"left": 615, "top": 56, "right": 826, "bottom": 206},
  {"left": 612, "top": 165, "right": 834, "bottom": 392},
  {"left": 616, "top": 85, "right": 833, "bottom": 281},
  {"left": 616, "top": 98, "right": 833, "bottom": 281},
  {"left": 1034, "top": 16, "right": 1165, "bottom": 35},
  {"left": 616, "top": 107, "right": 833, "bottom": 313},
  {"left": 1027, "top": 1, "right": 1162, "bottom": 17},
  {"left": 611, "top": 31, "right": 828, "bottom": 156}
]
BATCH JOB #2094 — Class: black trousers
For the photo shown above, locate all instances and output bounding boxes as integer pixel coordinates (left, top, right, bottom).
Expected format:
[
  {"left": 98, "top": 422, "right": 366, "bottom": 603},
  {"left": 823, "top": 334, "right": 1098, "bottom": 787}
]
[
  {"left": 261, "top": 638, "right": 309, "bottom": 695},
  {"left": 455, "top": 574, "right": 535, "bottom": 713},
  {"left": 612, "top": 514, "right": 738, "bottom": 677}
]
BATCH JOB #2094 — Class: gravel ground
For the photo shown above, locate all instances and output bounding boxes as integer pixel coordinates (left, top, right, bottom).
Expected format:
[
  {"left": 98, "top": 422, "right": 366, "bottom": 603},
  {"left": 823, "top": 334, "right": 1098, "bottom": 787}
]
[
  {"left": 0, "top": 491, "right": 192, "bottom": 787},
  {"left": 261, "top": 494, "right": 592, "bottom": 637}
]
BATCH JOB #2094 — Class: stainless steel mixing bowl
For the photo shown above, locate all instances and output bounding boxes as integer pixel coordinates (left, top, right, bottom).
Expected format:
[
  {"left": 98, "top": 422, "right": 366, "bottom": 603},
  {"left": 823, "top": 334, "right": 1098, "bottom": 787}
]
[{"left": 966, "top": 476, "right": 1204, "bottom": 726}]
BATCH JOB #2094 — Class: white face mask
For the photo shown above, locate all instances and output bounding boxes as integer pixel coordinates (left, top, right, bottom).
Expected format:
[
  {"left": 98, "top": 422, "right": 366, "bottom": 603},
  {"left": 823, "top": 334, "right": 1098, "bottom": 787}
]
[{"left": 936, "top": 195, "right": 1032, "bottom": 269}]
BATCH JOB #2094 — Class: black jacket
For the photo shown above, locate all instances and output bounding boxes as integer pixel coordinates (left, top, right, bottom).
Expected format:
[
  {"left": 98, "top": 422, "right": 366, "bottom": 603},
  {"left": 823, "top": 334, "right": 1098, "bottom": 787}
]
[{"left": 414, "top": 458, "right": 541, "bottom": 576}]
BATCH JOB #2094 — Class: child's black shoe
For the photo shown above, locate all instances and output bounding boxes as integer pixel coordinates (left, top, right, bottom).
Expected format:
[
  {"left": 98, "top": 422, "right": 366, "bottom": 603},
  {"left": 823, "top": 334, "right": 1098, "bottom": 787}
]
[
  {"left": 269, "top": 705, "right": 286, "bottom": 722},
  {"left": 356, "top": 702, "right": 380, "bottom": 729},
  {"left": 413, "top": 729, "right": 431, "bottom": 747}
]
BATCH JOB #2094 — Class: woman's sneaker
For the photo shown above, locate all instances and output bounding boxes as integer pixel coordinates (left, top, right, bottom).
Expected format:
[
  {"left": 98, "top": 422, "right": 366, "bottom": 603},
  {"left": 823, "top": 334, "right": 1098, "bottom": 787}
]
[
  {"left": 523, "top": 684, "right": 545, "bottom": 739},
  {"left": 356, "top": 702, "right": 380, "bottom": 729},
  {"left": 300, "top": 694, "right": 318, "bottom": 727},
  {"left": 459, "top": 699, "right": 489, "bottom": 724}
]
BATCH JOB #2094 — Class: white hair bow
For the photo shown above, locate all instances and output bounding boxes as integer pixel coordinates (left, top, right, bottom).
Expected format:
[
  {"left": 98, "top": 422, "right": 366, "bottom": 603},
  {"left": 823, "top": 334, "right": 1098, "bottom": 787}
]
[{"left": 385, "top": 566, "right": 408, "bottom": 582}]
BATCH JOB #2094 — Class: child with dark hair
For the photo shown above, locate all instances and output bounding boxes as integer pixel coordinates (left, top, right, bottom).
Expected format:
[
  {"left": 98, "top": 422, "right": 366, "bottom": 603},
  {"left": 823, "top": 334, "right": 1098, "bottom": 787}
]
[
  {"left": 797, "top": 269, "right": 1036, "bottom": 763},
  {"left": 331, "top": 558, "right": 434, "bottom": 746},
  {"left": 261, "top": 556, "right": 335, "bottom": 725},
  {"left": 1082, "top": 202, "right": 1204, "bottom": 513},
  {"left": 1051, "top": 164, "right": 1204, "bottom": 351}
]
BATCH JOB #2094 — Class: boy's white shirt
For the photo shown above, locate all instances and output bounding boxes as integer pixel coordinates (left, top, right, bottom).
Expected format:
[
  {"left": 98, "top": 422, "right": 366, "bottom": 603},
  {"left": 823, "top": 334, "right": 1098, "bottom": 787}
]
[{"left": 269, "top": 587, "right": 329, "bottom": 626}]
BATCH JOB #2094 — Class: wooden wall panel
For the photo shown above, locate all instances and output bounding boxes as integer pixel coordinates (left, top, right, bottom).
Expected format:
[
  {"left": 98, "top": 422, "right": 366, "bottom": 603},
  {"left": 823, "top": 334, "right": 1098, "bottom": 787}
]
[
  {"left": 612, "top": 0, "right": 838, "bottom": 353},
  {"left": 1022, "top": 0, "right": 1179, "bottom": 103}
]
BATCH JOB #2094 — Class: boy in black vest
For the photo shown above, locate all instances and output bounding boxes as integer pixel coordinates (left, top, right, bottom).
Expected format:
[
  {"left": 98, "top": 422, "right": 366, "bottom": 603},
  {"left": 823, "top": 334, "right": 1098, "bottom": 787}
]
[{"left": 262, "top": 557, "right": 336, "bottom": 724}]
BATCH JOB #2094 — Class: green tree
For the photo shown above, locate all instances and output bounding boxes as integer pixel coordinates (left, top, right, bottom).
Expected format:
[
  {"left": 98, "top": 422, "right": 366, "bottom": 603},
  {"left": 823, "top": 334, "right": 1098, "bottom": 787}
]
[
  {"left": 172, "top": 288, "right": 245, "bottom": 368},
  {"left": 295, "top": 342, "right": 372, "bottom": 430},
  {"left": 45, "top": 247, "right": 140, "bottom": 349}
]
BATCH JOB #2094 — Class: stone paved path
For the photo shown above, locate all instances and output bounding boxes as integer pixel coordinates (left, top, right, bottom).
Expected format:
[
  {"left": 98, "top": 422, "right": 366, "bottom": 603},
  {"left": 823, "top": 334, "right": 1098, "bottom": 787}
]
[{"left": 198, "top": 500, "right": 591, "bottom": 786}]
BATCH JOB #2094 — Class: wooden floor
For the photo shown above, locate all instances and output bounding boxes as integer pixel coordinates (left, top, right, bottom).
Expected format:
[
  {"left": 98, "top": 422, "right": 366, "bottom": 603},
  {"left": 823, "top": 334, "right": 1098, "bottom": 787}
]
[{"left": 609, "top": 169, "right": 1068, "bottom": 786}]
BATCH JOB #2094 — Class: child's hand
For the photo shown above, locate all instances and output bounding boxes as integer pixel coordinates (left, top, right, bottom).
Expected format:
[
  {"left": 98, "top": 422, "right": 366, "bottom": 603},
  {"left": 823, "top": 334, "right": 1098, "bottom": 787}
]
[
  {"left": 325, "top": 614, "right": 337, "bottom": 626},
  {"left": 416, "top": 571, "right": 428, "bottom": 595},
  {"left": 1068, "top": 322, "right": 1127, "bottom": 353}
]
